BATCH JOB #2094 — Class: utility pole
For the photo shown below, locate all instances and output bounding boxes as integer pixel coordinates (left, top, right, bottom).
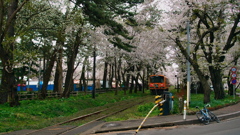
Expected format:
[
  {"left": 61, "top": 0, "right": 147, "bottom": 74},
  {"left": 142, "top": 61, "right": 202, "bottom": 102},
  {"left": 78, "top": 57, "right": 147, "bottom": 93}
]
[
  {"left": 92, "top": 45, "right": 96, "bottom": 99},
  {"left": 186, "top": 21, "right": 191, "bottom": 108}
]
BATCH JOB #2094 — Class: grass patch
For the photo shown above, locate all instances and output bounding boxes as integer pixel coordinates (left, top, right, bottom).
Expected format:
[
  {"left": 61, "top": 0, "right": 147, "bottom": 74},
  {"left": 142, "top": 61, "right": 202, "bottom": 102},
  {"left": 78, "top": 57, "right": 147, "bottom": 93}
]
[
  {"left": 189, "top": 92, "right": 240, "bottom": 112},
  {"left": 105, "top": 89, "right": 240, "bottom": 122},
  {"left": 0, "top": 90, "right": 148, "bottom": 133},
  {"left": 104, "top": 95, "right": 158, "bottom": 122},
  {"left": 1, "top": 89, "right": 240, "bottom": 133}
]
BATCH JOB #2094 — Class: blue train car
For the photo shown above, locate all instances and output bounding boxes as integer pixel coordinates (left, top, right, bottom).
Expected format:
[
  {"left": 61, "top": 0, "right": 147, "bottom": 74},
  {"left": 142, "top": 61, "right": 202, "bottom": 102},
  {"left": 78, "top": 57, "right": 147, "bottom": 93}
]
[
  {"left": 17, "top": 81, "right": 54, "bottom": 91},
  {"left": 73, "top": 84, "right": 93, "bottom": 91},
  {"left": 17, "top": 81, "right": 97, "bottom": 92}
]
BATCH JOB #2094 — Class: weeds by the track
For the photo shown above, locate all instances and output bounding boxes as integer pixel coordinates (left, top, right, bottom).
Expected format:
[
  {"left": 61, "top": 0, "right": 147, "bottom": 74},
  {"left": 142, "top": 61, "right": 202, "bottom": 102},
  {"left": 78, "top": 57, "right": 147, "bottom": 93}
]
[
  {"left": 1, "top": 89, "right": 239, "bottom": 133},
  {"left": 0, "top": 90, "right": 150, "bottom": 133}
]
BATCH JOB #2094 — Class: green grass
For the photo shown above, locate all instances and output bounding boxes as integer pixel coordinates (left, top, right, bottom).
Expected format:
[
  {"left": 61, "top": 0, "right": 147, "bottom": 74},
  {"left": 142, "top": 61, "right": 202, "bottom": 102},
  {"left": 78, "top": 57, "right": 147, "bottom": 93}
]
[
  {"left": 105, "top": 89, "right": 240, "bottom": 122},
  {"left": 189, "top": 92, "right": 240, "bottom": 111},
  {"left": 236, "top": 88, "right": 240, "bottom": 93},
  {"left": 1, "top": 89, "right": 240, "bottom": 133},
  {"left": 0, "top": 91, "right": 148, "bottom": 133},
  {"left": 170, "top": 89, "right": 240, "bottom": 113},
  {"left": 104, "top": 95, "right": 159, "bottom": 122}
]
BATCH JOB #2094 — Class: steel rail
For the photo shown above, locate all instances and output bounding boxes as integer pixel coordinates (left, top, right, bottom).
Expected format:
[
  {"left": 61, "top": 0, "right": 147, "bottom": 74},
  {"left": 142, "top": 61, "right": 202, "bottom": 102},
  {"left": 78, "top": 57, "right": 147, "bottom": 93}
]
[
  {"left": 24, "top": 98, "right": 146, "bottom": 135},
  {"left": 58, "top": 100, "right": 145, "bottom": 135}
]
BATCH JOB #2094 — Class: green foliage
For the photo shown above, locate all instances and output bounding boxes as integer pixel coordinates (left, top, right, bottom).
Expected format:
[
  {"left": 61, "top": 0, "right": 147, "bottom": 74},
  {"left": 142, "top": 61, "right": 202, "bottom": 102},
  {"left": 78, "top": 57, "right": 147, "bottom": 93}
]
[
  {"left": 172, "top": 99, "right": 181, "bottom": 114},
  {"left": 0, "top": 91, "right": 147, "bottom": 133},
  {"left": 74, "top": 0, "right": 143, "bottom": 51},
  {"left": 2, "top": 89, "right": 239, "bottom": 133},
  {"left": 189, "top": 93, "right": 240, "bottom": 111},
  {"left": 137, "top": 103, "right": 154, "bottom": 112},
  {"left": 135, "top": 90, "right": 240, "bottom": 118},
  {"left": 136, "top": 102, "right": 159, "bottom": 117}
]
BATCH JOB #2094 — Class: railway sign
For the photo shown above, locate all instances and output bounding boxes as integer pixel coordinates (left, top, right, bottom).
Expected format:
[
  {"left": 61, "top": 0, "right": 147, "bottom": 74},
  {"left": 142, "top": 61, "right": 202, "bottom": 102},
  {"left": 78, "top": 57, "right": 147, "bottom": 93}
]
[
  {"left": 232, "top": 79, "right": 237, "bottom": 85},
  {"left": 230, "top": 67, "right": 237, "bottom": 81},
  {"left": 231, "top": 67, "right": 237, "bottom": 72},
  {"left": 231, "top": 73, "right": 237, "bottom": 78}
]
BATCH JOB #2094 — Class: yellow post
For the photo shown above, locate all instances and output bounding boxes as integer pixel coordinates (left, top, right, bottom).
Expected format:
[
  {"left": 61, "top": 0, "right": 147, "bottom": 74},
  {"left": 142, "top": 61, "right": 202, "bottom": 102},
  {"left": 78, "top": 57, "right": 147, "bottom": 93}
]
[{"left": 135, "top": 96, "right": 165, "bottom": 135}]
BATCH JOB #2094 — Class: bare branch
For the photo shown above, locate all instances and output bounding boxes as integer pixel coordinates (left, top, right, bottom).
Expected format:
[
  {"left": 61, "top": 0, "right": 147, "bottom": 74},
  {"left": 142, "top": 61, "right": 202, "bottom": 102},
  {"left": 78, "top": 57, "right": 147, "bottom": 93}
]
[{"left": 224, "top": 12, "right": 240, "bottom": 51}]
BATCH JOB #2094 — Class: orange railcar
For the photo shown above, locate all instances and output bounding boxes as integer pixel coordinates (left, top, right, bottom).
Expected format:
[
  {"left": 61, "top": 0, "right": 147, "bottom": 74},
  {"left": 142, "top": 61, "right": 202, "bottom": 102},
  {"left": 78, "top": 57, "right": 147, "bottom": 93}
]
[{"left": 149, "top": 75, "right": 170, "bottom": 95}]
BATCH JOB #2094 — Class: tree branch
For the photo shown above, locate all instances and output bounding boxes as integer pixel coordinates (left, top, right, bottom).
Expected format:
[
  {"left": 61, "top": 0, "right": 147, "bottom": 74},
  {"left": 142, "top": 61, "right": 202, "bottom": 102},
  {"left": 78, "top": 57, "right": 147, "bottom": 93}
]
[
  {"left": 223, "top": 12, "right": 240, "bottom": 51},
  {"left": 0, "top": 0, "right": 29, "bottom": 43},
  {"left": 0, "top": 0, "right": 3, "bottom": 38}
]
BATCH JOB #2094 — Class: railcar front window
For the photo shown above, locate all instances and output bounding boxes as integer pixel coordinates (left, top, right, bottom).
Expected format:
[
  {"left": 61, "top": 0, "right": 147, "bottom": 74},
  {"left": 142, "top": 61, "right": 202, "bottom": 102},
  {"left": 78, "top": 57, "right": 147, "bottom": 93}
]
[{"left": 150, "top": 76, "right": 164, "bottom": 83}]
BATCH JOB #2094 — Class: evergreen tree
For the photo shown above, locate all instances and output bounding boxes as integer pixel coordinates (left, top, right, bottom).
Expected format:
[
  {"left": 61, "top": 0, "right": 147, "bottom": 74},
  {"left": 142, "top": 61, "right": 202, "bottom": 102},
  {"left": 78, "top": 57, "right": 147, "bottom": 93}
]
[{"left": 72, "top": 0, "right": 144, "bottom": 50}]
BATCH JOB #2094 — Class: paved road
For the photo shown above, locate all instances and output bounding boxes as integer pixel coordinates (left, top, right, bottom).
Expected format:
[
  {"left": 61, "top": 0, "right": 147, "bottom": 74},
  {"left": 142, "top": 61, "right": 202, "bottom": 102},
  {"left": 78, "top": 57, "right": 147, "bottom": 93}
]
[{"left": 98, "top": 116, "right": 240, "bottom": 135}]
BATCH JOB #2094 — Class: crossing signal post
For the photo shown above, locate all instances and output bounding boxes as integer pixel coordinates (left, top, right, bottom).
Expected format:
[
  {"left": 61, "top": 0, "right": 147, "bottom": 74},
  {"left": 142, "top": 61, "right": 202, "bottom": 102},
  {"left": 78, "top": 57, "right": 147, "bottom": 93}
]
[
  {"left": 155, "top": 92, "right": 174, "bottom": 116},
  {"left": 135, "top": 97, "right": 166, "bottom": 135},
  {"left": 155, "top": 95, "right": 164, "bottom": 116}
]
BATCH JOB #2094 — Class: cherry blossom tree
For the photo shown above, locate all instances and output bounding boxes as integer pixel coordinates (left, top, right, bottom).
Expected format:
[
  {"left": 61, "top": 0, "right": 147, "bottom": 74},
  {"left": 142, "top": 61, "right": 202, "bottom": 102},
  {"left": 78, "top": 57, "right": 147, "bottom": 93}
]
[{"left": 164, "top": 0, "right": 239, "bottom": 103}]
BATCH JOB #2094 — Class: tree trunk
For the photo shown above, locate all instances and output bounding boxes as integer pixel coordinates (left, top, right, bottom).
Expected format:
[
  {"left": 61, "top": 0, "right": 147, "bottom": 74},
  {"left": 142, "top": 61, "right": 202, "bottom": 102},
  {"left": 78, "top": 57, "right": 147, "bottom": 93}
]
[
  {"left": 62, "top": 57, "right": 75, "bottom": 97},
  {"left": 129, "top": 66, "right": 134, "bottom": 94},
  {"left": 108, "top": 64, "right": 113, "bottom": 89},
  {"left": 53, "top": 41, "right": 63, "bottom": 93},
  {"left": 228, "top": 83, "right": 233, "bottom": 95},
  {"left": 102, "top": 51, "right": 109, "bottom": 89},
  {"left": 209, "top": 66, "right": 225, "bottom": 99},
  {"left": 117, "top": 58, "right": 122, "bottom": 88},
  {"left": 80, "top": 67, "right": 87, "bottom": 94},
  {"left": 129, "top": 75, "right": 134, "bottom": 94},
  {"left": 227, "top": 68, "right": 233, "bottom": 95},
  {"left": 194, "top": 68, "right": 211, "bottom": 104},
  {"left": 125, "top": 70, "right": 130, "bottom": 93},
  {"left": 121, "top": 68, "right": 127, "bottom": 95},
  {"left": 136, "top": 65, "right": 144, "bottom": 93},
  {"left": 53, "top": 56, "right": 63, "bottom": 93},
  {"left": 134, "top": 73, "right": 139, "bottom": 93},
  {"left": 62, "top": 28, "right": 82, "bottom": 97},
  {"left": 83, "top": 75, "right": 87, "bottom": 94},
  {"left": 102, "top": 61, "right": 108, "bottom": 89},
  {"left": 175, "top": 38, "right": 211, "bottom": 103},
  {"left": 115, "top": 57, "right": 122, "bottom": 95},
  {"left": 0, "top": 0, "right": 22, "bottom": 105},
  {"left": 142, "top": 69, "right": 145, "bottom": 93},
  {"left": 146, "top": 67, "right": 150, "bottom": 90},
  {"left": 80, "top": 57, "right": 87, "bottom": 93},
  {"left": 114, "top": 58, "right": 118, "bottom": 95},
  {"left": 0, "top": 69, "right": 19, "bottom": 106},
  {"left": 40, "top": 50, "right": 57, "bottom": 99}
]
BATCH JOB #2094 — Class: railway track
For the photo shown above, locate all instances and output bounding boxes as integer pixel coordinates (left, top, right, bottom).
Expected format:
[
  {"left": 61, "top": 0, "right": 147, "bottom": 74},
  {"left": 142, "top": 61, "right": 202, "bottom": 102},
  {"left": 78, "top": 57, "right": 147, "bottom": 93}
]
[{"left": 24, "top": 98, "right": 147, "bottom": 135}]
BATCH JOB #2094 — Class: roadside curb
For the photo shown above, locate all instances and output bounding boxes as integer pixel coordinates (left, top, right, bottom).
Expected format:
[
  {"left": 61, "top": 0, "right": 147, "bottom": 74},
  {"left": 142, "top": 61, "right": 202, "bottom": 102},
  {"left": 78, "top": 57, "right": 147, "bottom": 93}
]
[
  {"left": 95, "top": 111, "right": 240, "bottom": 134},
  {"left": 218, "top": 111, "right": 240, "bottom": 120},
  {"left": 95, "top": 119, "right": 199, "bottom": 134}
]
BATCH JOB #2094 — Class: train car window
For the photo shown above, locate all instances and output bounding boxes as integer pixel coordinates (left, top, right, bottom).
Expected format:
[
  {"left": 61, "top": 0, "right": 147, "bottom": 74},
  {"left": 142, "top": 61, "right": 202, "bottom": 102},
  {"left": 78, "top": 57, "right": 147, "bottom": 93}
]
[{"left": 150, "top": 76, "right": 164, "bottom": 83}]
